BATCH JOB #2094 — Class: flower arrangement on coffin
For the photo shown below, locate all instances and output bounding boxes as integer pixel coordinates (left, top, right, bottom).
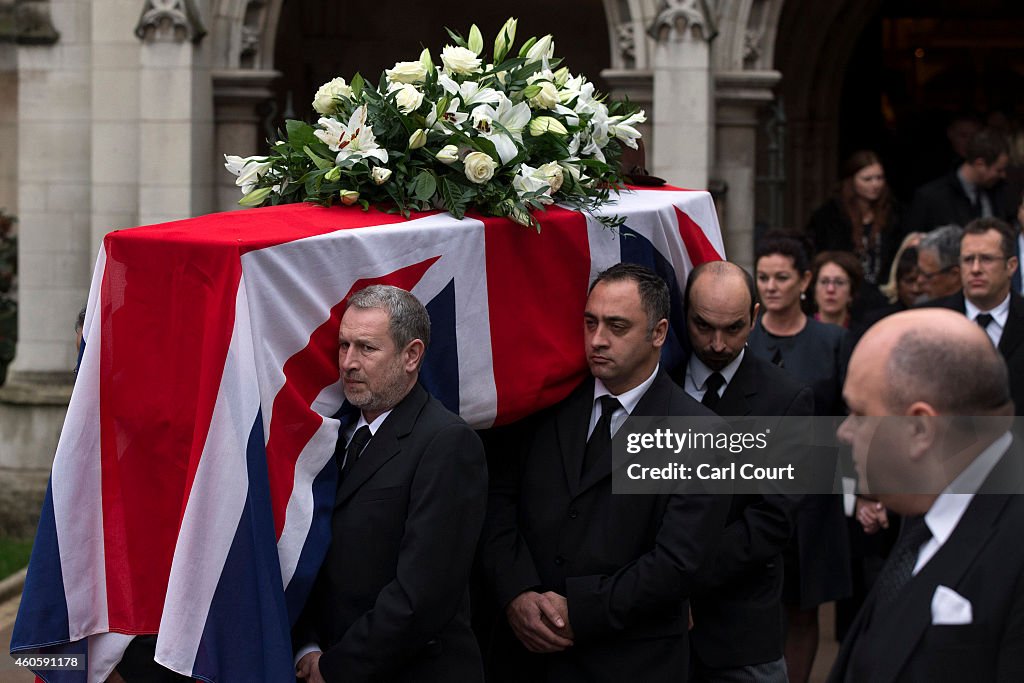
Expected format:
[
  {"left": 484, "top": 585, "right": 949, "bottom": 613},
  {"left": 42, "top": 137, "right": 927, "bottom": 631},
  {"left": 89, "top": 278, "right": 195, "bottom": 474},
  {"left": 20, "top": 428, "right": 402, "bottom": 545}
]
[{"left": 224, "top": 18, "right": 645, "bottom": 229}]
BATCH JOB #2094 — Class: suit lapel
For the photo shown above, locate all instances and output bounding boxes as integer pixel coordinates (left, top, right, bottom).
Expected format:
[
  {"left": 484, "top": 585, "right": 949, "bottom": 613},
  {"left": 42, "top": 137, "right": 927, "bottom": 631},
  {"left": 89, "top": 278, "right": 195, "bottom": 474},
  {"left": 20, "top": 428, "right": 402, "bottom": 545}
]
[
  {"left": 576, "top": 370, "right": 673, "bottom": 494},
  {"left": 865, "top": 490, "right": 1013, "bottom": 682},
  {"left": 557, "top": 379, "right": 594, "bottom": 499},
  {"left": 998, "top": 293, "right": 1024, "bottom": 358},
  {"left": 714, "top": 354, "right": 755, "bottom": 416},
  {"left": 335, "top": 383, "right": 428, "bottom": 507}
]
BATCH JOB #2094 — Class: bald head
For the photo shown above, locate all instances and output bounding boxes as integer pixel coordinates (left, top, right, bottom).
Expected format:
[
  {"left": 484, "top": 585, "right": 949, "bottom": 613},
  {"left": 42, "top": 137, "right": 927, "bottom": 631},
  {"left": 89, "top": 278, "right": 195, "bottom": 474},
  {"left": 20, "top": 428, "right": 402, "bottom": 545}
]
[
  {"left": 851, "top": 309, "right": 1010, "bottom": 415},
  {"left": 685, "top": 261, "right": 759, "bottom": 371}
]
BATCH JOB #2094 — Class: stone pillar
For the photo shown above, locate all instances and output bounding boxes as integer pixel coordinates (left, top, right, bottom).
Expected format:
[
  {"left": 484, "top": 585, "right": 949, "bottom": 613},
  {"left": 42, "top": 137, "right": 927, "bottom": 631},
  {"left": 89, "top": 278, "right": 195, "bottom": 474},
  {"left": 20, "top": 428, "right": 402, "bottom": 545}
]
[
  {"left": 9, "top": 0, "right": 91, "bottom": 381},
  {"left": 212, "top": 68, "right": 278, "bottom": 212},
  {"left": 646, "top": 1, "right": 715, "bottom": 189},
  {"left": 135, "top": 0, "right": 213, "bottom": 226},
  {"left": 0, "top": 22, "right": 17, "bottom": 213},
  {"left": 714, "top": 70, "right": 780, "bottom": 270},
  {"left": 89, "top": 0, "right": 140, "bottom": 257}
]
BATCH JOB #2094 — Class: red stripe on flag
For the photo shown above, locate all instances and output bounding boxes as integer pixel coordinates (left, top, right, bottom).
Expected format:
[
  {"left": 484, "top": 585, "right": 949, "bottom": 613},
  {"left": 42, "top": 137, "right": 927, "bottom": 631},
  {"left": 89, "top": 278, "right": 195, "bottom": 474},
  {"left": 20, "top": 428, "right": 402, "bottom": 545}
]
[
  {"left": 674, "top": 206, "right": 723, "bottom": 265},
  {"left": 264, "top": 257, "right": 440, "bottom": 538},
  {"left": 100, "top": 235, "right": 243, "bottom": 632},
  {"left": 483, "top": 207, "right": 591, "bottom": 425}
]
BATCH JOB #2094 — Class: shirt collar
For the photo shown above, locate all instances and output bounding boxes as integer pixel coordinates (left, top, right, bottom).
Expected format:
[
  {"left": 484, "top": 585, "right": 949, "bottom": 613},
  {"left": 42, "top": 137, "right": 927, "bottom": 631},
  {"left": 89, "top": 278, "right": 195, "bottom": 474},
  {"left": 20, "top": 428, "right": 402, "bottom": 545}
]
[
  {"left": 924, "top": 431, "right": 1012, "bottom": 544},
  {"left": 688, "top": 348, "right": 745, "bottom": 393},
  {"left": 356, "top": 409, "right": 393, "bottom": 436},
  {"left": 593, "top": 363, "right": 660, "bottom": 415},
  {"left": 965, "top": 292, "right": 1010, "bottom": 326}
]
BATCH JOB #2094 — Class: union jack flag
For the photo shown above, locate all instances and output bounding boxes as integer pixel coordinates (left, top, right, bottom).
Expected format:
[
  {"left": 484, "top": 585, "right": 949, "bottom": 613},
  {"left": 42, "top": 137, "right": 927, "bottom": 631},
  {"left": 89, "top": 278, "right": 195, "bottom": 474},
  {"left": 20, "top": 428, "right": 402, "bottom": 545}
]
[{"left": 11, "top": 188, "right": 723, "bottom": 681}]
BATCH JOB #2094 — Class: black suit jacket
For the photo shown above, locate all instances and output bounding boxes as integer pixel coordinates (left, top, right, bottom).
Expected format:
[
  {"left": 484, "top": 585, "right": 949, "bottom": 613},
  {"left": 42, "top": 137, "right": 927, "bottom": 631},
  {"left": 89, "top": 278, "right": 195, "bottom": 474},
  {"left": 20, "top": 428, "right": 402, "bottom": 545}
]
[
  {"left": 906, "top": 170, "right": 1010, "bottom": 233},
  {"left": 688, "top": 353, "right": 814, "bottom": 668},
  {"left": 828, "top": 441, "right": 1024, "bottom": 683},
  {"left": 926, "top": 291, "right": 1024, "bottom": 415},
  {"left": 480, "top": 369, "right": 730, "bottom": 682},
  {"left": 294, "top": 383, "right": 488, "bottom": 683}
]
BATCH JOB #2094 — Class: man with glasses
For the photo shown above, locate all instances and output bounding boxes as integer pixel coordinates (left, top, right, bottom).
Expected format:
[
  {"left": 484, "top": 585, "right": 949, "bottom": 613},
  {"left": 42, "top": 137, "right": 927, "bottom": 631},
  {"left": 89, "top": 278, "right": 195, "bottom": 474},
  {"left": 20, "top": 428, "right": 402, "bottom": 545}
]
[
  {"left": 926, "top": 217, "right": 1024, "bottom": 415},
  {"left": 916, "top": 225, "right": 963, "bottom": 302}
]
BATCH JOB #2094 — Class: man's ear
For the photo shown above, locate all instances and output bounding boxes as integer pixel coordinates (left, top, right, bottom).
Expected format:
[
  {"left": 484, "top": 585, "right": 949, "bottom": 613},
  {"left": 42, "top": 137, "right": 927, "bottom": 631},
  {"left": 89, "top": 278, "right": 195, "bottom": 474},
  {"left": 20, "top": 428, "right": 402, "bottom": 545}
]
[
  {"left": 404, "top": 339, "right": 425, "bottom": 372},
  {"left": 651, "top": 318, "right": 669, "bottom": 348},
  {"left": 905, "top": 401, "right": 939, "bottom": 462}
]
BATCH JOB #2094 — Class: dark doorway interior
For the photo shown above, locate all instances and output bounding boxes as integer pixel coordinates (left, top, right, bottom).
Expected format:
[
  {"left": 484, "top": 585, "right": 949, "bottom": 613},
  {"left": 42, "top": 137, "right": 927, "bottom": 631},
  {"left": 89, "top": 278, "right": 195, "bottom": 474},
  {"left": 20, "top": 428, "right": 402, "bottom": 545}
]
[{"left": 839, "top": 0, "right": 1024, "bottom": 204}]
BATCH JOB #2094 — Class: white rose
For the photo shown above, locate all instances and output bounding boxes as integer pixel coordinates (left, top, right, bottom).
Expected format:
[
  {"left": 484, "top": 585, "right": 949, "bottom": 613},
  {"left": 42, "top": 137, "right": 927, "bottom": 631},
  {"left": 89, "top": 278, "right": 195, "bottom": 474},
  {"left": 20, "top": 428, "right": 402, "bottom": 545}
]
[
  {"left": 385, "top": 60, "right": 428, "bottom": 84},
  {"left": 464, "top": 151, "right": 497, "bottom": 184},
  {"left": 538, "top": 161, "right": 564, "bottom": 193},
  {"left": 391, "top": 83, "right": 424, "bottom": 114},
  {"left": 529, "top": 81, "right": 559, "bottom": 110},
  {"left": 441, "top": 45, "right": 482, "bottom": 75},
  {"left": 371, "top": 167, "right": 392, "bottom": 185},
  {"left": 339, "top": 190, "right": 360, "bottom": 206},
  {"left": 313, "top": 77, "right": 352, "bottom": 115},
  {"left": 436, "top": 144, "right": 460, "bottom": 164}
]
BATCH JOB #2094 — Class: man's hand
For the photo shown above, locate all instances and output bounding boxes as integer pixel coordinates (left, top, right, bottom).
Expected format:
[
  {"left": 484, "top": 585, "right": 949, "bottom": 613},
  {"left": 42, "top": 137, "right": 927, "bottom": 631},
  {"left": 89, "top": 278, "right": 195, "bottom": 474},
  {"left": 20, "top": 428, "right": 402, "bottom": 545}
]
[
  {"left": 540, "top": 591, "right": 574, "bottom": 640},
  {"left": 506, "top": 591, "right": 574, "bottom": 653},
  {"left": 856, "top": 497, "right": 889, "bottom": 535},
  {"left": 296, "top": 651, "right": 326, "bottom": 683}
]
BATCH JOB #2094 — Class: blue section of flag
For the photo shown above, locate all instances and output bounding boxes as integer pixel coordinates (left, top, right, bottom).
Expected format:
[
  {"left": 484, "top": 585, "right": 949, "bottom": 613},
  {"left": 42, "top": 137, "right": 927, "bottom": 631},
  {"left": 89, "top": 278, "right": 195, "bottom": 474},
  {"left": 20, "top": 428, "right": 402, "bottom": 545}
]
[
  {"left": 619, "top": 226, "right": 693, "bottom": 376},
  {"left": 11, "top": 480, "right": 70, "bottom": 650},
  {"left": 192, "top": 412, "right": 293, "bottom": 682},
  {"left": 420, "top": 278, "right": 460, "bottom": 415}
]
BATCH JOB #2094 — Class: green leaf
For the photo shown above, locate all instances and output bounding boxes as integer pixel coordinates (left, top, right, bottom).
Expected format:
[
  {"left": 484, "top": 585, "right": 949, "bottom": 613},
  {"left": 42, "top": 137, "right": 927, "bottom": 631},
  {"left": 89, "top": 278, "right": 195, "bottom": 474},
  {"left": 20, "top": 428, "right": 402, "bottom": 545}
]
[
  {"left": 350, "top": 73, "right": 365, "bottom": 99},
  {"left": 518, "top": 36, "right": 537, "bottom": 58},
  {"left": 413, "top": 171, "right": 437, "bottom": 202},
  {"left": 445, "top": 27, "right": 467, "bottom": 48},
  {"left": 286, "top": 119, "right": 319, "bottom": 150},
  {"left": 303, "top": 146, "right": 334, "bottom": 171}
]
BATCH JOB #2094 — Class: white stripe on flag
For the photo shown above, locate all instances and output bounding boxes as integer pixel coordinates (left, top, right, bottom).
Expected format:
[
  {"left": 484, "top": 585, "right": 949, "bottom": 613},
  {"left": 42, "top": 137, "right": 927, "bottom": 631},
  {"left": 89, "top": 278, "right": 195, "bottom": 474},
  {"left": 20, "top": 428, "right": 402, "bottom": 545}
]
[
  {"left": 155, "top": 275, "right": 260, "bottom": 675},
  {"left": 55, "top": 246, "right": 109, "bottom": 640}
]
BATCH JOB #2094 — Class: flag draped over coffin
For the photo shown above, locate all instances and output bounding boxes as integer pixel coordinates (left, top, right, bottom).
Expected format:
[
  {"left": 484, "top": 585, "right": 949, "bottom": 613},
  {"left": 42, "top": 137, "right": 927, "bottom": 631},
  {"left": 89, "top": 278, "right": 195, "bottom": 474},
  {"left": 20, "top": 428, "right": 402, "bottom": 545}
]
[{"left": 11, "top": 188, "right": 724, "bottom": 682}]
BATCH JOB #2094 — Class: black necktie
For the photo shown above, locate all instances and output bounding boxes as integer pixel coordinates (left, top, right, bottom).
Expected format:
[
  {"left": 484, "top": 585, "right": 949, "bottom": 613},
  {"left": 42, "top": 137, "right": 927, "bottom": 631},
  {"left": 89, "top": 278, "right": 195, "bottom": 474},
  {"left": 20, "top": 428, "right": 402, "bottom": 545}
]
[
  {"left": 976, "top": 313, "right": 994, "bottom": 330},
  {"left": 339, "top": 425, "right": 371, "bottom": 482},
  {"left": 701, "top": 372, "right": 726, "bottom": 410},
  {"left": 872, "top": 515, "right": 932, "bottom": 610},
  {"left": 583, "top": 395, "right": 621, "bottom": 476}
]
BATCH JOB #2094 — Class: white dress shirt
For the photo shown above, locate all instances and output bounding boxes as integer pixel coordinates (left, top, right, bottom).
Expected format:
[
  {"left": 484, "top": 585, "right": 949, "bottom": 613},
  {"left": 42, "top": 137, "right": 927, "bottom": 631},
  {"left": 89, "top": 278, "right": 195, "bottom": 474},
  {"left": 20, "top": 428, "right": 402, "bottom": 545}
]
[
  {"left": 589, "top": 364, "right": 659, "bottom": 439},
  {"left": 683, "top": 349, "right": 745, "bottom": 403},
  {"left": 965, "top": 293, "right": 1010, "bottom": 348},
  {"left": 913, "top": 431, "right": 1012, "bottom": 575}
]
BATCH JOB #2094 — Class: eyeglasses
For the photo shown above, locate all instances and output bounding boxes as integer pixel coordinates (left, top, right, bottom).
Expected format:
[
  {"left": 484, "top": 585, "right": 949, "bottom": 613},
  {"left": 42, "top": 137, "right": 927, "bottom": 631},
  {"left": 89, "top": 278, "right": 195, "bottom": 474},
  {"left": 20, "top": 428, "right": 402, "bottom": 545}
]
[
  {"left": 959, "top": 253, "right": 1008, "bottom": 268},
  {"left": 817, "top": 277, "right": 850, "bottom": 288},
  {"left": 917, "top": 265, "right": 957, "bottom": 281}
]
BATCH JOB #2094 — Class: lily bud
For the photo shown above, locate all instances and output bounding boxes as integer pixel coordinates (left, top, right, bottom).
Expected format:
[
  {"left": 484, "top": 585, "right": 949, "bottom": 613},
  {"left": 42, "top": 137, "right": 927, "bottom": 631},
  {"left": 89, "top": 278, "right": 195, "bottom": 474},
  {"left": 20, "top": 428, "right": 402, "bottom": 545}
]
[
  {"left": 339, "top": 190, "right": 360, "bottom": 206},
  {"left": 529, "top": 116, "right": 568, "bottom": 137}
]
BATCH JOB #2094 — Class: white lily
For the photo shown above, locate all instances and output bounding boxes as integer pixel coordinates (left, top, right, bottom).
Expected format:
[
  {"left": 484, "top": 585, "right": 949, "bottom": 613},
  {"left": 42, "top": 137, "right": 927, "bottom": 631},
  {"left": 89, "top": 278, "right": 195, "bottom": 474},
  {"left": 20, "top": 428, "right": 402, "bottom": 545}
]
[
  {"left": 524, "top": 34, "right": 554, "bottom": 67},
  {"left": 470, "top": 94, "right": 531, "bottom": 164},
  {"left": 512, "top": 164, "right": 555, "bottom": 205},
  {"left": 607, "top": 109, "right": 647, "bottom": 150},
  {"left": 224, "top": 154, "right": 272, "bottom": 195},
  {"left": 314, "top": 106, "right": 389, "bottom": 165},
  {"left": 426, "top": 97, "right": 470, "bottom": 131},
  {"left": 437, "top": 72, "right": 501, "bottom": 107}
]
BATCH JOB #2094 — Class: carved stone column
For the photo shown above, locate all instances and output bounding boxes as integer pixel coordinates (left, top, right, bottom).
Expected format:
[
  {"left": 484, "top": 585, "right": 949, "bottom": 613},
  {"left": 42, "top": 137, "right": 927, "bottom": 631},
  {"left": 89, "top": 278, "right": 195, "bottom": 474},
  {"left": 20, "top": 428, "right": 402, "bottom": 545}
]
[
  {"left": 715, "top": 69, "right": 780, "bottom": 269},
  {"left": 647, "top": 0, "right": 716, "bottom": 189},
  {"left": 213, "top": 69, "right": 278, "bottom": 211},
  {"left": 135, "top": 0, "right": 214, "bottom": 226}
]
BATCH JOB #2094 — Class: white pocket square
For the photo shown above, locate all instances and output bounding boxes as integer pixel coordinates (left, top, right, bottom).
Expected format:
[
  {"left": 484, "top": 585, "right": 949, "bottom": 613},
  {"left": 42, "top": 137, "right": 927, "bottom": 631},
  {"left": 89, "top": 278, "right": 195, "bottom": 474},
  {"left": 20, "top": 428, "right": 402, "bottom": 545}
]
[{"left": 931, "top": 585, "right": 973, "bottom": 625}]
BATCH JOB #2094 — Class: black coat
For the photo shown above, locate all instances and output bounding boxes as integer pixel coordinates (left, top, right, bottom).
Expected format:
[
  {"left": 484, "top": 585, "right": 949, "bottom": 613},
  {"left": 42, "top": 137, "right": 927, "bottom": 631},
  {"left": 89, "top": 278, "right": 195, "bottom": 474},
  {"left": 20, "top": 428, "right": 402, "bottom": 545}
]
[
  {"left": 926, "top": 291, "right": 1024, "bottom": 416},
  {"left": 828, "top": 442, "right": 1024, "bottom": 683},
  {"left": 688, "top": 353, "right": 814, "bottom": 668},
  {"left": 906, "top": 170, "right": 1011, "bottom": 233},
  {"left": 806, "top": 197, "right": 904, "bottom": 284},
  {"left": 480, "top": 370, "right": 730, "bottom": 682},
  {"left": 294, "top": 383, "right": 488, "bottom": 683}
]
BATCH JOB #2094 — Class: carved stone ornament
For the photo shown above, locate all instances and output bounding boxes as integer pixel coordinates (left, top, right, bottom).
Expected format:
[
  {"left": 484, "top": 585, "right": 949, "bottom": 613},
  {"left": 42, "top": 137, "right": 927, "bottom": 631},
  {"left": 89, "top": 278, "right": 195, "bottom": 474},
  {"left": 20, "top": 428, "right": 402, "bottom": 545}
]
[
  {"left": 743, "top": 28, "right": 762, "bottom": 66},
  {"left": 135, "top": 0, "right": 207, "bottom": 44},
  {"left": 616, "top": 22, "right": 636, "bottom": 66},
  {"left": 9, "top": 0, "right": 60, "bottom": 45},
  {"left": 647, "top": 0, "right": 718, "bottom": 43}
]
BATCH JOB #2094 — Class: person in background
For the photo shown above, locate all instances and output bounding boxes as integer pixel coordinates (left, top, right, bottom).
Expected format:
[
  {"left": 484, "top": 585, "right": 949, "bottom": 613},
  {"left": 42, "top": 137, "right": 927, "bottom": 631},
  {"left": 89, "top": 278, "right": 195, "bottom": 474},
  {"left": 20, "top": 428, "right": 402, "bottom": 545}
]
[
  {"left": 906, "top": 128, "right": 1011, "bottom": 233},
  {"left": 748, "top": 232, "right": 852, "bottom": 683},
  {"left": 811, "top": 251, "right": 868, "bottom": 329},
  {"left": 916, "top": 224, "right": 964, "bottom": 302},
  {"left": 806, "top": 151, "right": 902, "bottom": 286},
  {"left": 878, "top": 233, "right": 926, "bottom": 308}
]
